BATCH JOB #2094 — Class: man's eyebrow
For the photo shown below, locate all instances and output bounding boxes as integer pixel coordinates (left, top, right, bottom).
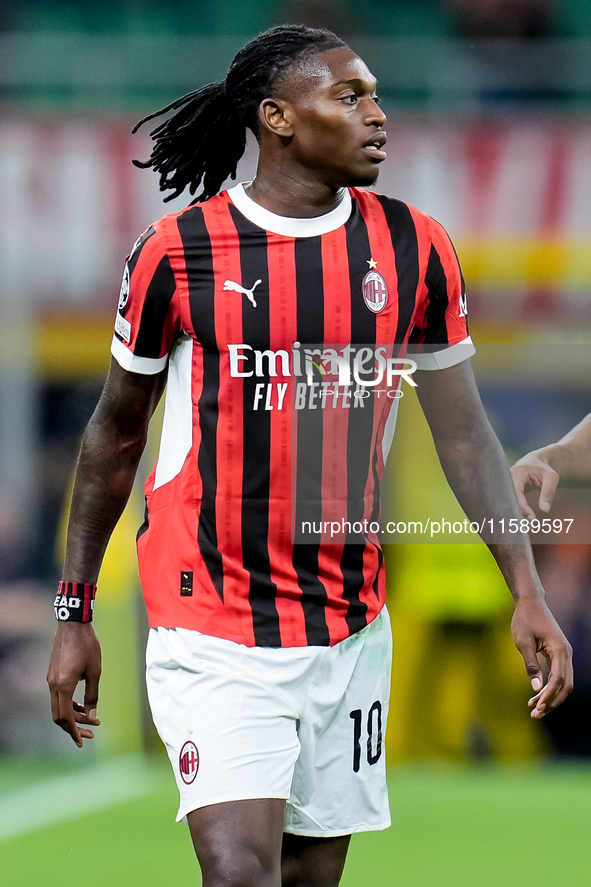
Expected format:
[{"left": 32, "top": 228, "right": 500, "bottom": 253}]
[{"left": 331, "top": 77, "right": 378, "bottom": 90}]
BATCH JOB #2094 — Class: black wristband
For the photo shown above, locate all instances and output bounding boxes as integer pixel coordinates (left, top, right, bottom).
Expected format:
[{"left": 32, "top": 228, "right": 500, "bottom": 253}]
[{"left": 54, "top": 581, "right": 96, "bottom": 623}]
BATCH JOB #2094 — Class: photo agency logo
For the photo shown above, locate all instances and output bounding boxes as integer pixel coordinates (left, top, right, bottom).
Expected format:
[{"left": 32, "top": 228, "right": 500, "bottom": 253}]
[
  {"left": 227, "top": 341, "right": 418, "bottom": 411},
  {"left": 288, "top": 345, "right": 418, "bottom": 546},
  {"left": 297, "top": 343, "right": 417, "bottom": 410}
]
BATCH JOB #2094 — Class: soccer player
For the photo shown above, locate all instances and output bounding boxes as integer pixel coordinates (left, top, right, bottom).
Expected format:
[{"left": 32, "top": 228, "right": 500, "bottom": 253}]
[
  {"left": 512, "top": 414, "right": 591, "bottom": 517},
  {"left": 47, "top": 25, "right": 572, "bottom": 887}
]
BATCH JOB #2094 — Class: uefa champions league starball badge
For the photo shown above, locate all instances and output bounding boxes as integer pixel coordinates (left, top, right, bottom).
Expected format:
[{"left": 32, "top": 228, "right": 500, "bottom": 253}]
[
  {"left": 118, "top": 263, "right": 130, "bottom": 311},
  {"left": 362, "top": 259, "right": 388, "bottom": 313}
]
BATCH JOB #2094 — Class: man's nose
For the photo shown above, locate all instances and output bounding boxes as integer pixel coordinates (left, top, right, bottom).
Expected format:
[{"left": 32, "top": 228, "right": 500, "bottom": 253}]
[{"left": 367, "top": 99, "right": 386, "bottom": 127}]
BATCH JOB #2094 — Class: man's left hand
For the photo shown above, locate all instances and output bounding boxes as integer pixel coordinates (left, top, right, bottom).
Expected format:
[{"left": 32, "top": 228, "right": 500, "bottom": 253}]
[{"left": 511, "top": 596, "right": 573, "bottom": 718}]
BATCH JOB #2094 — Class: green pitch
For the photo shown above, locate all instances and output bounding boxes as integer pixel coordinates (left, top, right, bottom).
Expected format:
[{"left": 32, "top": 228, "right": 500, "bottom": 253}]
[{"left": 1, "top": 758, "right": 590, "bottom": 886}]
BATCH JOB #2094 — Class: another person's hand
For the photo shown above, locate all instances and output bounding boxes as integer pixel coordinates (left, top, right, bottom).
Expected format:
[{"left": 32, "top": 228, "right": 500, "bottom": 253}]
[
  {"left": 47, "top": 622, "right": 102, "bottom": 747},
  {"left": 511, "top": 452, "right": 559, "bottom": 518},
  {"left": 511, "top": 595, "right": 573, "bottom": 718},
  {"left": 511, "top": 414, "right": 591, "bottom": 517}
]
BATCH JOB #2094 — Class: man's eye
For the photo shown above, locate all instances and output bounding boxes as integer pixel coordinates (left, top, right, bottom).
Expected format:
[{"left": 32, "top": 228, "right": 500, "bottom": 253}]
[
  {"left": 340, "top": 94, "right": 358, "bottom": 104},
  {"left": 372, "top": 94, "right": 381, "bottom": 104}
]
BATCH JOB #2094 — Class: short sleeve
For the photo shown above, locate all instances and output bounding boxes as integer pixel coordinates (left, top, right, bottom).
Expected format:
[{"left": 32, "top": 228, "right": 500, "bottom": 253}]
[
  {"left": 111, "top": 223, "right": 181, "bottom": 375},
  {"left": 410, "top": 219, "right": 474, "bottom": 370}
]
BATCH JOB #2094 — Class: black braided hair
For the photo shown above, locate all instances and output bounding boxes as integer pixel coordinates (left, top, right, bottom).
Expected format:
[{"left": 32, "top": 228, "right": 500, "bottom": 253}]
[{"left": 132, "top": 24, "right": 348, "bottom": 203}]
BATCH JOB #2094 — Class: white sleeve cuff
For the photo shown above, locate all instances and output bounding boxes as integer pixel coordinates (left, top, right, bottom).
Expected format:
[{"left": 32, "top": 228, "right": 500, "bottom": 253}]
[
  {"left": 111, "top": 335, "right": 169, "bottom": 375},
  {"left": 412, "top": 337, "right": 475, "bottom": 371}
]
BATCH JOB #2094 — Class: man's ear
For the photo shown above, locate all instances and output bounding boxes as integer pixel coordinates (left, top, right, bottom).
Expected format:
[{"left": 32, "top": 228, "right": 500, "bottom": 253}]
[{"left": 258, "top": 98, "right": 294, "bottom": 139}]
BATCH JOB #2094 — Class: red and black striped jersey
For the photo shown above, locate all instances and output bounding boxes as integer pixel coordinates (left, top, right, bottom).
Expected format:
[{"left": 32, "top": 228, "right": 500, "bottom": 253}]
[{"left": 111, "top": 184, "right": 473, "bottom": 647}]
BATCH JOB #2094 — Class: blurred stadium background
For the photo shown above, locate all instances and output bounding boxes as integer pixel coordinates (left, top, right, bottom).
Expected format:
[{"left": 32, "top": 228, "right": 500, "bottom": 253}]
[{"left": 1, "top": 1, "right": 591, "bottom": 884}]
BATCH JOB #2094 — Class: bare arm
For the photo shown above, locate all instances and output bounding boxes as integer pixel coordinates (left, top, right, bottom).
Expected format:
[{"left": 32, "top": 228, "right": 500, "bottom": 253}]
[
  {"left": 47, "top": 358, "right": 166, "bottom": 746},
  {"left": 416, "top": 360, "right": 573, "bottom": 718},
  {"left": 511, "top": 414, "right": 591, "bottom": 517}
]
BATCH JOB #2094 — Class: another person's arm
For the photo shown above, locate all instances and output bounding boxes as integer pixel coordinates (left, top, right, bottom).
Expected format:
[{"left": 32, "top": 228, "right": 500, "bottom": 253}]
[
  {"left": 46, "top": 359, "right": 166, "bottom": 746},
  {"left": 416, "top": 360, "right": 573, "bottom": 719},
  {"left": 510, "top": 414, "right": 591, "bottom": 518}
]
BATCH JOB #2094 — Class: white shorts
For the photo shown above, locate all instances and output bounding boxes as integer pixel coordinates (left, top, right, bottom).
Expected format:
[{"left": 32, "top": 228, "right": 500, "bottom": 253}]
[{"left": 145, "top": 607, "right": 392, "bottom": 837}]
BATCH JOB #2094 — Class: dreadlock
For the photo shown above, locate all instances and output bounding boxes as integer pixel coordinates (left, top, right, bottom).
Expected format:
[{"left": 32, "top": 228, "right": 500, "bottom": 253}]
[{"left": 132, "top": 24, "right": 348, "bottom": 203}]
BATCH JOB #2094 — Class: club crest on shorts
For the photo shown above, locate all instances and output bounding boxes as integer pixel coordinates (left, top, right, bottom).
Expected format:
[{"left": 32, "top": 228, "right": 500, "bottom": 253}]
[
  {"left": 362, "top": 270, "right": 388, "bottom": 313},
  {"left": 179, "top": 740, "right": 199, "bottom": 784}
]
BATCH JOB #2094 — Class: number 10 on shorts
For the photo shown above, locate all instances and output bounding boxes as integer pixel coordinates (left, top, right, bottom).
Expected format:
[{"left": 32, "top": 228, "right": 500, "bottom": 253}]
[{"left": 349, "top": 701, "right": 383, "bottom": 772}]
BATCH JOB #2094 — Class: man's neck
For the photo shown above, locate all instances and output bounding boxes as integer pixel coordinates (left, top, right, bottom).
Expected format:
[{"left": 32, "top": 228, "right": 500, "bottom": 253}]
[{"left": 245, "top": 165, "right": 346, "bottom": 219}]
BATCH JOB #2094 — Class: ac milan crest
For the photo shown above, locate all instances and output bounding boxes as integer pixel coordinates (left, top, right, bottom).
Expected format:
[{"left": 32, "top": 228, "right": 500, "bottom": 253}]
[
  {"left": 179, "top": 740, "right": 199, "bottom": 784},
  {"left": 362, "top": 270, "right": 388, "bottom": 313}
]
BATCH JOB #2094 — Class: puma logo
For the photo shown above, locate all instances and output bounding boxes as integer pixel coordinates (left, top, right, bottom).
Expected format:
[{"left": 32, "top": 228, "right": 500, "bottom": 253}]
[{"left": 223, "top": 278, "right": 261, "bottom": 308}]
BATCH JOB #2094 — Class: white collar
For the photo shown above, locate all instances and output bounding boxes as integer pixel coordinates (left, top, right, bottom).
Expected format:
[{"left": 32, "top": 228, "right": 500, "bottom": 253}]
[{"left": 227, "top": 182, "right": 352, "bottom": 238}]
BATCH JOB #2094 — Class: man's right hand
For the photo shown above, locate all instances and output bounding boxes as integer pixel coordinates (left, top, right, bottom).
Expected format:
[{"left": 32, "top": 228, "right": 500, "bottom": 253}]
[
  {"left": 45, "top": 360, "right": 166, "bottom": 746},
  {"left": 47, "top": 622, "right": 102, "bottom": 747}
]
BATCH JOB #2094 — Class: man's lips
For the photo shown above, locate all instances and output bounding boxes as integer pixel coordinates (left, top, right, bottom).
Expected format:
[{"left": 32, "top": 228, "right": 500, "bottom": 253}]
[{"left": 362, "top": 132, "right": 387, "bottom": 161}]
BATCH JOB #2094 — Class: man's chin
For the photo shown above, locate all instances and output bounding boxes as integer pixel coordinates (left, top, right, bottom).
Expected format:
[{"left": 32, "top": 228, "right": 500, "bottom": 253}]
[{"left": 344, "top": 168, "right": 381, "bottom": 188}]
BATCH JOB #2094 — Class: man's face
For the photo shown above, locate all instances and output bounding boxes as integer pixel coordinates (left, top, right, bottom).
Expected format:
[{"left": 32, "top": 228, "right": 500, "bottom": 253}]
[{"left": 277, "top": 48, "right": 387, "bottom": 189}]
